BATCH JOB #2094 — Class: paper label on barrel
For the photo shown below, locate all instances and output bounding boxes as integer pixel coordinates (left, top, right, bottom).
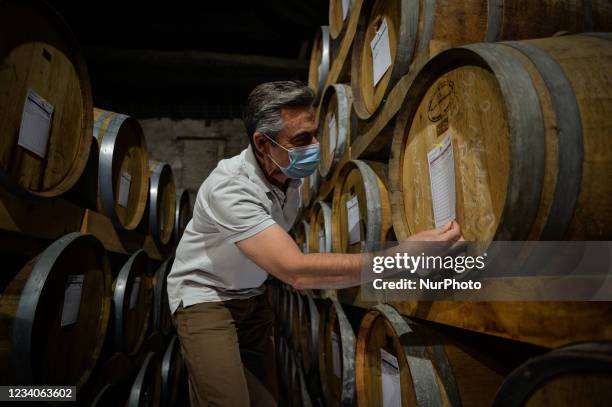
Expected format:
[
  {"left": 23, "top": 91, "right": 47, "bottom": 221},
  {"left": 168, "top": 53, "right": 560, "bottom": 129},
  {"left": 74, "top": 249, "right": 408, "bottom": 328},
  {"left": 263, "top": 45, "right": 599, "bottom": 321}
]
[
  {"left": 332, "top": 331, "right": 342, "bottom": 378},
  {"left": 302, "top": 241, "right": 308, "bottom": 254},
  {"left": 342, "top": 0, "right": 350, "bottom": 21},
  {"left": 427, "top": 133, "right": 456, "bottom": 227},
  {"left": 380, "top": 348, "right": 401, "bottom": 407},
  {"left": 60, "top": 275, "right": 85, "bottom": 327},
  {"left": 370, "top": 18, "right": 392, "bottom": 87},
  {"left": 328, "top": 114, "right": 337, "bottom": 155},
  {"left": 118, "top": 172, "right": 132, "bottom": 208},
  {"left": 18, "top": 88, "right": 54, "bottom": 159},
  {"left": 129, "top": 276, "right": 142, "bottom": 310},
  {"left": 346, "top": 194, "right": 360, "bottom": 245},
  {"left": 318, "top": 228, "right": 326, "bottom": 253}
]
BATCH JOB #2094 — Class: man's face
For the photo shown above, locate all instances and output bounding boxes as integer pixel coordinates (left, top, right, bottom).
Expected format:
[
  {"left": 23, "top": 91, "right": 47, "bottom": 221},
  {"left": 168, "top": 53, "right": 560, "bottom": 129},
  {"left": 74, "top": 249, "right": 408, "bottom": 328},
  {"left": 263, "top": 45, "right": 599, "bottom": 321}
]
[{"left": 254, "top": 105, "right": 319, "bottom": 181}]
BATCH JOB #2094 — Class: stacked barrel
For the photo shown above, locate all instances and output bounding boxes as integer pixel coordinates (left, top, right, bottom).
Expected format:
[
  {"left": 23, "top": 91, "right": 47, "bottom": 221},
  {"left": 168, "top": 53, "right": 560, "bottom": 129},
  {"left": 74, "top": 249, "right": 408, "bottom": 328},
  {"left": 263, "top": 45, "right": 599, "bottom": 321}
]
[
  {"left": 0, "top": 0, "right": 193, "bottom": 404},
  {"left": 284, "top": 0, "right": 612, "bottom": 405}
]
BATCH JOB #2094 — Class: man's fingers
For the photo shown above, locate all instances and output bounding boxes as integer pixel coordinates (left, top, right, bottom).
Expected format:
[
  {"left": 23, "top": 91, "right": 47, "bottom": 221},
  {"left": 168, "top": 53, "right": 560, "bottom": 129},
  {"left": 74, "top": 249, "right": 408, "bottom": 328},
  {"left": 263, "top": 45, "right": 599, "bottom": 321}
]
[{"left": 440, "top": 224, "right": 462, "bottom": 242}]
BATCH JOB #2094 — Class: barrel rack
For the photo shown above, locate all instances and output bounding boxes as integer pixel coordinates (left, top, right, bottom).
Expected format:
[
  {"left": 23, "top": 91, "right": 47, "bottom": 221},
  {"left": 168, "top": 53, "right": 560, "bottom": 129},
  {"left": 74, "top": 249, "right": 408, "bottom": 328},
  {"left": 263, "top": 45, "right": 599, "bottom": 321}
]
[
  {"left": 306, "top": 0, "right": 612, "bottom": 350},
  {"left": 0, "top": 186, "right": 170, "bottom": 261}
]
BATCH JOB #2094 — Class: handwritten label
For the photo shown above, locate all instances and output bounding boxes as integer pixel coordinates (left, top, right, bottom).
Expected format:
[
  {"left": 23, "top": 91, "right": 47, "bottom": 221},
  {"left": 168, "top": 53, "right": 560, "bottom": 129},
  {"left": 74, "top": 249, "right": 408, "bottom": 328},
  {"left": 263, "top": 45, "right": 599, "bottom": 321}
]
[
  {"left": 346, "top": 195, "right": 360, "bottom": 245},
  {"left": 18, "top": 88, "right": 54, "bottom": 158},
  {"left": 370, "top": 18, "right": 392, "bottom": 87},
  {"left": 118, "top": 172, "right": 132, "bottom": 208},
  {"left": 427, "top": 133, "right": 456, "bottom": 227},
  {"left": 61, "top": 275, "right": 84, "bottom": 327},
  {"left": 380, "top": 348, "right": 401, "bottom": 407}
]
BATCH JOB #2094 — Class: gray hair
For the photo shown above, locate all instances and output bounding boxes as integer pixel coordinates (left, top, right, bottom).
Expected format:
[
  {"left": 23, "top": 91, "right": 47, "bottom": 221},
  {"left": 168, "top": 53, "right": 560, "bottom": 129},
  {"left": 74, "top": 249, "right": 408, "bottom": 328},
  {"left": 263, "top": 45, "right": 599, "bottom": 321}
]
[{"left": 243, "top": 80, "right": 315, "bottom": 147}]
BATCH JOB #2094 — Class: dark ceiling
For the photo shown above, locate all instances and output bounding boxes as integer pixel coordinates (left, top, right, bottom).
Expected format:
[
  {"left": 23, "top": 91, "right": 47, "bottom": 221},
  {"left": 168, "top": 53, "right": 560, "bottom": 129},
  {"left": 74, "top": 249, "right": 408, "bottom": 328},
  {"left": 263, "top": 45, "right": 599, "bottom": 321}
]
[{"left": 50, "top": 0, "right": 328, "bottom": 120}]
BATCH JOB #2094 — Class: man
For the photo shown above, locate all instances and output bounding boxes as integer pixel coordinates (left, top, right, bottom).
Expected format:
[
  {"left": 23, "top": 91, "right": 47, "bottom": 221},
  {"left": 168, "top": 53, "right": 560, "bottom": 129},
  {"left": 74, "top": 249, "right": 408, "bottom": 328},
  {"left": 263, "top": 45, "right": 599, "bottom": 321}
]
[{"left": 167, "top": 80, "right": 463, "bottom": 406}]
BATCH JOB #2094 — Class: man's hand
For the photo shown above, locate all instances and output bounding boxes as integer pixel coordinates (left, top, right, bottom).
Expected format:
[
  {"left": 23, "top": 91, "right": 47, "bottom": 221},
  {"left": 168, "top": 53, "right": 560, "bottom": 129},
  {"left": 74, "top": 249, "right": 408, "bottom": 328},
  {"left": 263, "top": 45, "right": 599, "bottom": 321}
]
[{"left": 407, "top": 220, "right": 464, "bottom": 242}]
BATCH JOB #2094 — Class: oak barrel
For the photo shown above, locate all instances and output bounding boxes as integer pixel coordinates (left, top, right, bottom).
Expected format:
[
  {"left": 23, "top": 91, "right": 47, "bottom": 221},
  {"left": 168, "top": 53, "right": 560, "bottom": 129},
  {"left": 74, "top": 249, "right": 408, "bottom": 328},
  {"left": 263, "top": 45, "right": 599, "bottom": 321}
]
[
  {"left": 319, "top": 298, "right": 356, "bottom": 406},
  {"left": 289, "top": 290, "right": 303, "bottom": 352},
  {"left": 389, "top": 34, "right": 612, "bottom": 243},
  {"left": 351, "top": 0, "right": 612, "bottom": 120},
  {"left": 0, "top": 233, "right": 111, "bottom": 388},
  {"left": 308, "top": 200, "right": 333, "bottom": 253},
  {"left": 493, "top": 342, "right": 612, "bottom": 406},
  {"left": 308, "top": 26, "right": 331, "bottom": 98},
  {"left": 93, "top": 108, "right": 149, "bottom": 230},
  {"left": 0, "top": 0, "right": 93, "bottom": 197},
  {"left": 355, "top": 304, "right": 505, "bottom": 406},
  {"left": 112, "top": 250, "right": 153, "bottom": 356},
  {"left": 152, "top": 258, "right": 173, "bottom": 336},
  {"left": 147, "top": 160, "right": 177, "bottom": 246},
  {"left": 318, "top": 84, "right": 354, "bottom": 178},
  {"left": 331, "top": 160, "right": 392, "bottom": 253},
  {"left": 173, "top": 189, "right": 192, "bottom": 244}
]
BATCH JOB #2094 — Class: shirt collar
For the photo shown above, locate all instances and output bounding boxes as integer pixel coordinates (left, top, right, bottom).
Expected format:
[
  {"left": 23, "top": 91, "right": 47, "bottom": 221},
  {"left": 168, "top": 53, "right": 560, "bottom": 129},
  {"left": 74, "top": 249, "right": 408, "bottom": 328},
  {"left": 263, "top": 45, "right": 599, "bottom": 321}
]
[{"left": 243, "top": 144, "right": 302, "bottom": 195}]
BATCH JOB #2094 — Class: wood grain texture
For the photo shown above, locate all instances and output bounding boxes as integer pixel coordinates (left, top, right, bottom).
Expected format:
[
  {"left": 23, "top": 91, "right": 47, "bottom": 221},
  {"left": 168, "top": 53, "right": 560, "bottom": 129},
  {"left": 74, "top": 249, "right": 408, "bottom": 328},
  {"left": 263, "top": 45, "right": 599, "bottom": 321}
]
[
  {"left": 0, "top": 233, "right": 111, "bottom": 388},
  {"left": 389, "top": 34, "right": 612, "bottom": 242},
  {"left": 0, "top": 0, "right": 93, "bottom": 197}
]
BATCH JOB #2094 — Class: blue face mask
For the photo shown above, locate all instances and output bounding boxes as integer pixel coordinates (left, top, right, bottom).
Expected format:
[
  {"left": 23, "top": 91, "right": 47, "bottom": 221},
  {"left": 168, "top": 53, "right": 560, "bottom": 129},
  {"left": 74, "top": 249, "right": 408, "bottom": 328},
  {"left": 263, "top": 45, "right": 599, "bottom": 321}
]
[{"left": 263, "top": 134, "right": 320, "bottom": 179}]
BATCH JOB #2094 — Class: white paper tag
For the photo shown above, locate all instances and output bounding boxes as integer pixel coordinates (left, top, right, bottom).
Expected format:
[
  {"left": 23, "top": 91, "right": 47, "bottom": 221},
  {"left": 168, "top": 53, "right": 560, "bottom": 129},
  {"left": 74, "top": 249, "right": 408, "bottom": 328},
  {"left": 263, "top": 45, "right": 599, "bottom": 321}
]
[
  {"left": 328, "top": 114, "right": 337, "bottom": 155},
  {"left": 380, "top": 348, "right": 402, "bottom": 407},
  {"left": 302, "top": 241, "right": 308, "bottom": 253},
  {"left": 346, "top": 195, "right": 361, "bottom": 245},
  {"left": 318, "top": 228, "right": 326, "bottom": 253},
  {"left": 370, "top": 18, "right": 392, "bottom": 87},
  {"left": 129, "top": 276, "right": 142, "bottom": 310},
  {"left": 332, "top": 331, "right": 342, "bottom": 378},
  {"left": 18, "top": 88, "right": 54, "bottom": 158},
  {"left": 118, "top": 172, "right": 132, "bottom": 208},
  {"left": 427, "top": 133, "right": 456, "bottom": 227},
  {"left": 342, "top": 0, "right": 350, "bottom": 21},
  {"left": 61, "top": 275, "right": 85, "bottom": 327}
]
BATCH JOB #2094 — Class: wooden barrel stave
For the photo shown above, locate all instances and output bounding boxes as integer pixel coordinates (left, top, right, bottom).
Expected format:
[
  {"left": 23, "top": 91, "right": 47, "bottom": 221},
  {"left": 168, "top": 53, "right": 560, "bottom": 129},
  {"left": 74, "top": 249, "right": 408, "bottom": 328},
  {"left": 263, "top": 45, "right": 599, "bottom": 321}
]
[
  {"left": 0, "top": 232, "right": 111, "bottom": 388},
  {"left": 93, "top": 108, "right": 149, "bottom": 230},
  {"left": 389, "top": 34, "right": 612, "bottom": 243},
  {"left": 0, "top": 0, "right": 93, "bottom": 198},
  {"left": 113, "top": 250, "right": 153, "bottom": 356},
  {"left": 294, "top": 219, "right": 311, "bottom": 254}
]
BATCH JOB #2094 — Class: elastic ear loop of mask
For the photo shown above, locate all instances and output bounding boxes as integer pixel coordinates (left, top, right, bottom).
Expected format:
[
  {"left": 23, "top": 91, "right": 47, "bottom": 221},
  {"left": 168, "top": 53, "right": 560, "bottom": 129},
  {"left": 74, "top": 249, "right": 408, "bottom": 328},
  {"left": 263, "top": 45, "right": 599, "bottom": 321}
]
[{"left": 262, "top": 133, "right": 289, "bottom": 170}]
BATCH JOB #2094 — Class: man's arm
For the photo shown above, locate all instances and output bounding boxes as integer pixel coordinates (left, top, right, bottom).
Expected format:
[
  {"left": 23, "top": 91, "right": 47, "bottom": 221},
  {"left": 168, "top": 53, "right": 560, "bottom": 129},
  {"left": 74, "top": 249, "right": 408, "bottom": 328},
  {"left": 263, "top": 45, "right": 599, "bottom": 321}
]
[{"left": 236, "top": 221, "right": 463, "bottom": 290}]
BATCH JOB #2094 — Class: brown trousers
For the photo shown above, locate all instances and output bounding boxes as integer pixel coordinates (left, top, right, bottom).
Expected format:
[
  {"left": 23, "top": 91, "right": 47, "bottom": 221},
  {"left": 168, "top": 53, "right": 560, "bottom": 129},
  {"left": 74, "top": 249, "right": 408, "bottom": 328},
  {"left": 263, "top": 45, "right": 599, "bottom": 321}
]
[{"left": 173, "top": 292, "right": 278, "bottom": 407}]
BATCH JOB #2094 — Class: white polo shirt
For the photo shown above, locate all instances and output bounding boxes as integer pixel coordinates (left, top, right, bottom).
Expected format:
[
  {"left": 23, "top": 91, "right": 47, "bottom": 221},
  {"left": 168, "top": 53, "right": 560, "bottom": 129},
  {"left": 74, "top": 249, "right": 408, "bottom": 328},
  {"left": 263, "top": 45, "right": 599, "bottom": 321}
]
[{"left": 167, "top": 143, "right": 302, "bottom": 313}]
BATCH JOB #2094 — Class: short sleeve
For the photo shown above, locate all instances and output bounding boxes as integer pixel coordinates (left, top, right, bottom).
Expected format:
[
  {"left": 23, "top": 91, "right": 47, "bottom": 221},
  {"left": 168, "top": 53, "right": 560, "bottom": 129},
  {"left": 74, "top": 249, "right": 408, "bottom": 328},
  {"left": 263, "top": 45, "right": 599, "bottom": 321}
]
[{"left": 205, "top": 177, "right": 276, "bottom": 243}]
